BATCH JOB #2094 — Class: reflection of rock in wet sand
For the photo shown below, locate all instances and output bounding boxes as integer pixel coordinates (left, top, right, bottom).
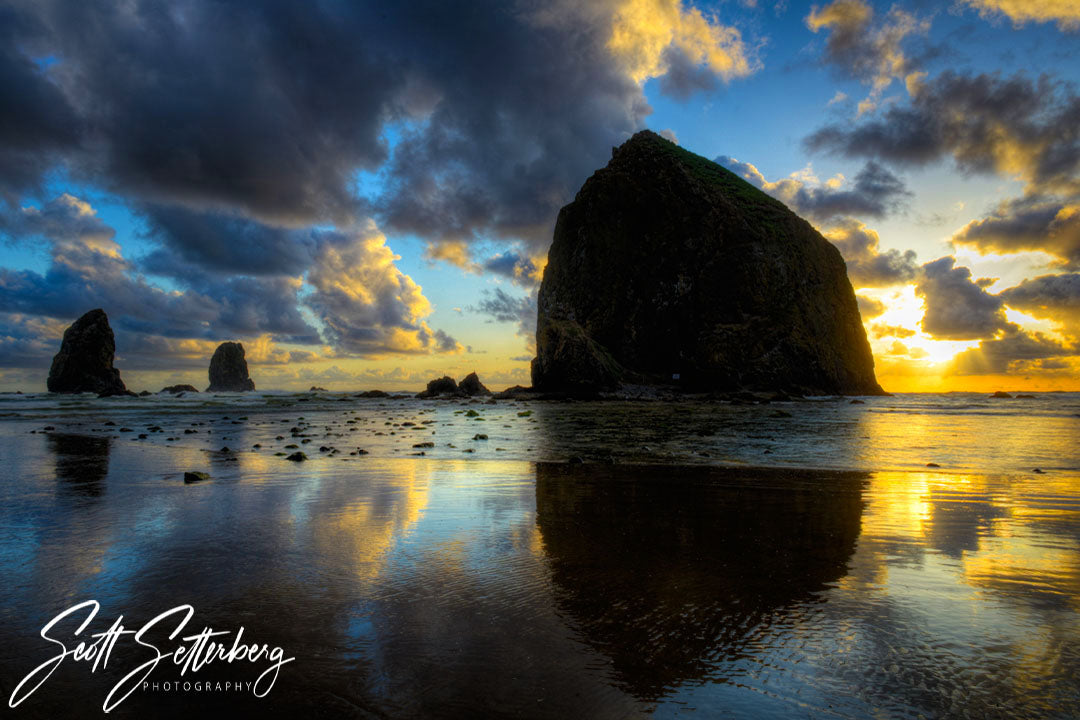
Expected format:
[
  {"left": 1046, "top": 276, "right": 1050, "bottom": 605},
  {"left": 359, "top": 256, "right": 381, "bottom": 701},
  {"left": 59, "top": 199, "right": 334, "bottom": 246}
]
[
  {"left": 535, "top": 462, "right": 867, "bottom": 701},
  {"left": 49, "top": 433, "right": 111, "bottom": 498}
]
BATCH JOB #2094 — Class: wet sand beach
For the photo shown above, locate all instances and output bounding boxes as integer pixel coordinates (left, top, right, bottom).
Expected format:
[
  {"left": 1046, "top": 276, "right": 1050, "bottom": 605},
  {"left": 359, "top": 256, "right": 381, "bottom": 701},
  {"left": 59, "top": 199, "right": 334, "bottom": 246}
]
[{"left": 1, "top": 393, "right": 1078, "bottom": 717}]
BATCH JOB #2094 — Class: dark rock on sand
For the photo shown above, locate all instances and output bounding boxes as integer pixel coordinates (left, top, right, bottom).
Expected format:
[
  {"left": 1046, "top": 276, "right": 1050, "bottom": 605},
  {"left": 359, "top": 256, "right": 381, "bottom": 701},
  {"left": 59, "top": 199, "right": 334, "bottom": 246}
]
[
  {"left": 162, "top": 384, "right": 199, "bottom": 394},
  {"left": 47, "top": 309, "right": 128, "bottom": 395},
  {"left": 206, "top": 342, "right": 255, "bottom": 392},
  {"left": 416, "top": 376, "right": 460, "bottom": 398},
  {"left": 459, "top": 372, "right": 490, "bottom": 396},
  {"left": 532, "top": 130, "right": 884, "bottom": 396},
  {"left": 493, "top": 385, "right": 536, "bottom": 399},
  {"left": 285, "top": 451, "right": 307, "bottom": 462},
  {"left": 184, "top": 471, "right": 210, "bottom": 483}
]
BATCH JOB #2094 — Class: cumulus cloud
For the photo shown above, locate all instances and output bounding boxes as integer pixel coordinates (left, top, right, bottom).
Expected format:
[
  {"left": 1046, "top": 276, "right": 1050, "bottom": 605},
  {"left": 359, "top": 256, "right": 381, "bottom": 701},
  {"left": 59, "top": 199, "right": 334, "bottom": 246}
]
[
  {"left": 823, "top": 217, "right": 918, "bottom": 287},
  {"left": 305, "top": 223, "right": 463, "bottom": 357},
  {"left": 915, "top": 256, "right": 1011, "bottom": 340},
  {"left": 871, "top": 323, "right": 916, "bottom": 339},
  {"left": 962, "top": 0, "right": 1080, "bottom": 31},
  {"left": 804, "top": 71, "right": 1080, "bottom": 196},
  {"left": 0, "top": 196, "right": 460, "bottom": 368},
  {"left": 805, "top": 0, "right": 930, "bottom": 115},
  {"left": 718, "top": 156, "right": 911, "bottom": 222},
  {"left": 948, "top": 328, "right": 1077, "bottom": 375},
  {"left": 0, "top": 202, "right": 320, "bottom": 343},
  {"left": 999, "top": 272, "right": 1080, "bottom": 327},
  {"left": 952, "top": 197, "right": 1080, "bottom": 269},
  {"left": 608, "top": 0, "right": 756, "bottom": 88},
  {"left": 856, "top": 294, "right": 886, "bottom": 319},
  {"left": 716, "top": 156, "right": 916, "bottom": 286}
]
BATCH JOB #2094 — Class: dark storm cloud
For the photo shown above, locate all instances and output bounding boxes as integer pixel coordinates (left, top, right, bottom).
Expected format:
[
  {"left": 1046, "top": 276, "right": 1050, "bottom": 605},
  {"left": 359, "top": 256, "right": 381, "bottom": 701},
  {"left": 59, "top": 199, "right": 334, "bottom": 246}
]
[
  {"left": 915, "top": 256, "right": 1010, "bottom": 340},
  {"left": 0, "top": 5, "right": 82, "bottom": 205},
  {"left": 951, "top": 196, "right": 1080, "bottom": 269},
  {"left": 804, "top": 71, "right": 1080, "bottom": 194},
  {"left": 140, "top": 205, "right": 318, "bottom": 277},
  {"left": 716, "top": 157, "right": 911, "bottom": 221},
  {"left": 3, "top": 0, "right": 666, "bottom": 249},
  {"left": 18, "top": 0, "right": 393, "bottom": 226}
]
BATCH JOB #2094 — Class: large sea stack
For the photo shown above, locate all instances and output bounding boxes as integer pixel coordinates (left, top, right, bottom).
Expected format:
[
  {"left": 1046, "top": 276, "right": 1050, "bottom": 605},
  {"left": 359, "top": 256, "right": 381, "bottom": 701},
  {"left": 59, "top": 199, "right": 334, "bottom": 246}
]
[
  {"left": 206, "top": 342, "right": 255, "bottom": 392},
  {"left": 47, "top": 309, "right": 128, "bottom": 394},
  {"left": 532, "top": 131, "right": 884, "bottom": 396}
]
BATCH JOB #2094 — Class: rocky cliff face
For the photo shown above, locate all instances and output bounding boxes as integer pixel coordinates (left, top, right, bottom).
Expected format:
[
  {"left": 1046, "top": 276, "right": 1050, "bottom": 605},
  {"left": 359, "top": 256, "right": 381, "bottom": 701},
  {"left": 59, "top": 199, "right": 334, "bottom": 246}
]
[
  {"left": 206, "top": 342, "right": 255, "bottom": 392},
  {"left": 532, "top": 130, "right": 884, "bottom": 396},
  {"left": 47, "top": 309, "right": 128, "bottom": 394}
]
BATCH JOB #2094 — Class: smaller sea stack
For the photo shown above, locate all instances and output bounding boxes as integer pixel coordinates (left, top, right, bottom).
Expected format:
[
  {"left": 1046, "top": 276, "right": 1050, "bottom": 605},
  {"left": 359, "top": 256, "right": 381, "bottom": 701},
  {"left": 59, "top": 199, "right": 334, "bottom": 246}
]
[
  {"left": 206, "top": 342, "right": 255, "bottom": 392},
  {"left": 47, "top": 309, "right": 128, "bottom": 394}
]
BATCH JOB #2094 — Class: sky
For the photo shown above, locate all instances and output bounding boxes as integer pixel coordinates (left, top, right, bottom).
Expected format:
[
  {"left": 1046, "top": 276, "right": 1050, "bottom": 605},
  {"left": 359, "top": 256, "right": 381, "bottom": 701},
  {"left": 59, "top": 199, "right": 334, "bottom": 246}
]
[{"left": 1, "top": 0, "right": 1078, "bottom": 393}]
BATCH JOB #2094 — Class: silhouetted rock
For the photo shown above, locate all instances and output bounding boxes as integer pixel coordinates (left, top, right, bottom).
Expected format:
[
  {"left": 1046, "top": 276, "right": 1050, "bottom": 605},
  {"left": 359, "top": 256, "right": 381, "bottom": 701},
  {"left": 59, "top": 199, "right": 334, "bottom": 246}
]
[
  {"left": 493, "top": 385, "right": 536, "bottom": 399},
  {"left": 47, "top": 309, "right": 128, "bottom": 395},
  {"left": 459, "top": 372, "right": 490, "bottom": 396},
  {"left": 355, "top": 389, "right": 390, "bottom": 398},
  {"left": 532, "top": 130, "right": 884, "bottom": 396},
  {"left": 309, "top": 386, "right": 327, "bottom": 392},
  {"left": 161, "top": 384, "right": 199, "bottom": 394},
  {"left": 206, "top": 342, "right": 255, "bottom": 392},
  {"left": 416, "top": 376, "right": 460, "bottom": 398},
  {"left": 990, "top": 391, "right": 1013, "bottom": 399},
  {"left": 138, "top": 390, "right": 152, "bottom": 396},
  {"left": 184, "top": 471, "right": 210, "bottom": 483}
]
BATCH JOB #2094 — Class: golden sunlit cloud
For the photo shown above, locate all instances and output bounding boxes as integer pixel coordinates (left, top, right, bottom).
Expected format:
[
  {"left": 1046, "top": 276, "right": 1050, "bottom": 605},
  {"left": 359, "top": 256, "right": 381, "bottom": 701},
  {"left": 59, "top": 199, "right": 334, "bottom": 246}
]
[
  {"left": 806, "top": 0, "right": 930, "bottom": 115},
  {"left": 423, "top": 240, "right": 479, "bottom": 272},
  {"left": 963, "top": 0, "right": 1080, "bottom": 30},
  {"left": 609, "top": 0, "right": 756, "bottom": 85}
]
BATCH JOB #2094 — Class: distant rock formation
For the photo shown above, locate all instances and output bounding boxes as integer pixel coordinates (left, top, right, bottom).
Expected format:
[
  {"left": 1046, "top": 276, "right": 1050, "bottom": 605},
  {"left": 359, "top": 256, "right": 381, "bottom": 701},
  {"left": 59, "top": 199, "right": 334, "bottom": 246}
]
[
  {"left": 459, "top": 372, "right": 490, "bottom": 396},
  {"left": 206, "top": 342, "right": 255, "bottom": 392},
  {"left": 47, "top": 309, "right": 128, "bottom": 395},
  {"left": 416, "top": 376, "right": 459, "bottom": 398},
  {"left": 161, "top": 384, "right": 199, "bottom": 394},
  {"left": 416, "top": 373, "right": 492, "bottom": 398},
  {"left": 532, "top": 130, "right": 884, "bottom": 396},
  {"left": 356, "top": 389, "right": 390, "bottom": 398}
]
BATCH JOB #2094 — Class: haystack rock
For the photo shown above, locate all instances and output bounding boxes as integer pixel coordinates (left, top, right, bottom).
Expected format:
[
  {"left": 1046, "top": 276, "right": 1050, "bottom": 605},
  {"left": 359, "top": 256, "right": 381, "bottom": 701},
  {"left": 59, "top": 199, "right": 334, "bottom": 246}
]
[
  {"left": 532, "top": 130, "right": 884, "bottom": 396},
  {"left": 206, "top": 342, "right": 255, "bottom": 392},
  {"left": 47, "top": 309, "right": 128, "bottom": 394}
]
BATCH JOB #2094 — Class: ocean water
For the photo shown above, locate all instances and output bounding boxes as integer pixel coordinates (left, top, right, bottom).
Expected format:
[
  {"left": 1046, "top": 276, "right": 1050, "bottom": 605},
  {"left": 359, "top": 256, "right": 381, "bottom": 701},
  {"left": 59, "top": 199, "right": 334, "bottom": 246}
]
[{"left": 1, "top": 391, "right": 1078, "bottom": 718}]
